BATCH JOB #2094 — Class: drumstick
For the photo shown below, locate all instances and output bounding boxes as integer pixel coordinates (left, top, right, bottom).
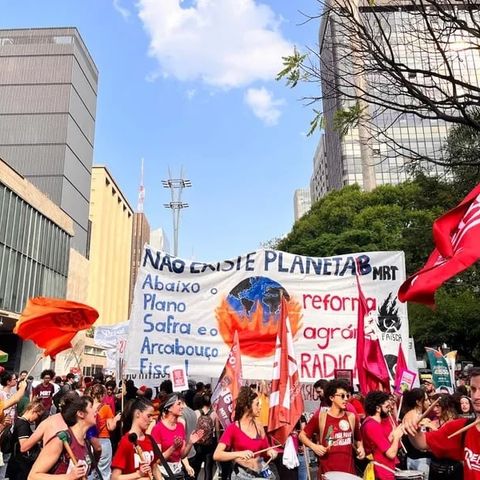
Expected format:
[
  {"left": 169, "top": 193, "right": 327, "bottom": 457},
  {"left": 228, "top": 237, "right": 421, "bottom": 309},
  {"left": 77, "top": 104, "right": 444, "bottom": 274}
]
[
  {"left": 128, "top": 433, "right": 154, "bottom": 480},
  {"left": 57, "top": 431, "right": 86, "bottom": 480},
  {"left": 418, "top": 396, "right": 441, "bottom": 422},
  {"left": 388, "top": 413, "right": 407, "bottom": 454},
  {"left": 252, "top": 443, "right": 282, "bottom": 456},
  {"left": 447, "top": 418, "right": 480, "bottom": 439}
]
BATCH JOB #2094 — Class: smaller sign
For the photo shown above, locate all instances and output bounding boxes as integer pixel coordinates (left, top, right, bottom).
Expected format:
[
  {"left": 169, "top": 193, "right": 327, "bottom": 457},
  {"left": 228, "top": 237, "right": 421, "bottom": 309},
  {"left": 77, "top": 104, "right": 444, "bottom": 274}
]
[
  {"left": 170, "top": 365, "right": 188, "bottom": 392},
  {"left": 334, "top": 369, "right": 353, "bottom": 386},
  {"left": 395, "top": 368, "right": 417, "bottom": 393}
]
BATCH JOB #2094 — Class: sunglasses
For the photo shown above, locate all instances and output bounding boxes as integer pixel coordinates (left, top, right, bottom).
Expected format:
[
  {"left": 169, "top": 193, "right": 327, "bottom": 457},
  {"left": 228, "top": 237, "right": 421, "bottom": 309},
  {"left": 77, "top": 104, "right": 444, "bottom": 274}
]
[{"left": 334, "top": 393, "right": 351, "bottom": 399}]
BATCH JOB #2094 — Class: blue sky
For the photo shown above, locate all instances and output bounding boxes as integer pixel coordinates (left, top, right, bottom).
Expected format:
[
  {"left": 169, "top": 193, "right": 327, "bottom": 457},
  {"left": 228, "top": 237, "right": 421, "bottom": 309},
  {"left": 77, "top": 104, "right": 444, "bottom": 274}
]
[{"left": 2, "top": 0, "right": 321, "bottom": 261}]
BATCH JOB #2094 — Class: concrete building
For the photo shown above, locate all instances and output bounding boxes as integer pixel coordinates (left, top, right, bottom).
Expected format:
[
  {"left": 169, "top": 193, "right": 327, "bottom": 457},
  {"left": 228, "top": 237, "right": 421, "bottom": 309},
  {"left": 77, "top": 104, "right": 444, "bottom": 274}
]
[
  {"left": 0, "top": 158, "right": 73, "bottom": 371},
  {"left": 129, "top": 212, "right": 150, "bottom": 311},
  {"left": 293, "top": 188, "right": 312, "bottom": 222},
  {"left": 150, "top": 227, "right": 171, "bottom": 253},
  {"left": 87, "top": 166, "right": 133, "bottom": 326},
  {"left": 0, "top": 27, "right": 98, "bottom": 256},
  {"left": 311, "top": 2, "right": 478, "bottom": 199}
]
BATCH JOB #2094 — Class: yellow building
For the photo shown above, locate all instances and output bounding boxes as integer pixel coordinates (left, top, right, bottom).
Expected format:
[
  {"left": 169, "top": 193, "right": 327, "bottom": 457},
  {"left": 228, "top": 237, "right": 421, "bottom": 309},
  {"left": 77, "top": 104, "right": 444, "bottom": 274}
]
[{"left": 87, "top": 166, "right": 133, "bottom": 326}]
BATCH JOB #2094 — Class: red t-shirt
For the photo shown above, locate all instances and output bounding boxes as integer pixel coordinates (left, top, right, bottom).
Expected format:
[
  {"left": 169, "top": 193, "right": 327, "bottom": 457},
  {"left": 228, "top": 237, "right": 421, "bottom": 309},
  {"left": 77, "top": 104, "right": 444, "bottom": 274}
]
[
  {"left": 111, "top": 433, "right": 157, "bottom": 474},
  {"left": 426, "top": 418, "right": 480, "bottom": 480},
  {"left": 33, "top": 383, "right": 55, "bottom": 410},
  {"left": 361, "top": 418, "right": 397, "bottom": 480},
  {"left": 319, "top": 413, "right": 357, "bottom": 476},
  {"left": 219, "top": 422, "right": 270, "bottom": 455},
  {"left": 151, "top": 420, "right": 185, "bottom": 462},
  {"left": 304, "top": 406, "right": 359, "bottom": 438}
]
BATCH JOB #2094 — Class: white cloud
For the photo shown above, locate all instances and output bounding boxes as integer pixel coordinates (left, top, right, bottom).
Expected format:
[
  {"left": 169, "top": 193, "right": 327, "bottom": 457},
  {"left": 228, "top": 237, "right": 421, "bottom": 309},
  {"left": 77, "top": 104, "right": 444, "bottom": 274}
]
[
  {"left": 113, "top": 0, "right": 131, "bottom": 19},
  {"left": 137, "top": 0, "right": 293, "bottom": 89},
  {"left": 244, "top": 87, "right": 285, "bottom": 126}
]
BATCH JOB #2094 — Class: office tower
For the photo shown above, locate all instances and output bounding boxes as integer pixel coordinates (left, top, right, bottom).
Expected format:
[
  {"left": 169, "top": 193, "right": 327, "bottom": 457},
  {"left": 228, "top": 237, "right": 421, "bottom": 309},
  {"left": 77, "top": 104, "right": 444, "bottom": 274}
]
[
  {"left": 311, "top": 1, "right": 479, "bottom": 201},
  {"left": 293, "top": 188, "right": 312, "bottom": 222},
  {"left": 150, "top": 227, "right": 171, "bottom": 253},
  {"left": 0, "top": 27, "right": 98, "bottom": 255},
  {"left": 88, "top": 166, "right": 133, "bottom": 326},
  {"left": 130, "top": 212, "right": 150, "bottom": 310}
]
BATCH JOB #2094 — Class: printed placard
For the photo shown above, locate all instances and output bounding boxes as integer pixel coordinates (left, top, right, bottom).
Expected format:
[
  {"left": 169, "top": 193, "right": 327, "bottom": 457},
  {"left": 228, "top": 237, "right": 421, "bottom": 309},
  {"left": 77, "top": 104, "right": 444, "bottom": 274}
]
[{"left": 170, "top": 365, "right": 188, "bottom": 392}]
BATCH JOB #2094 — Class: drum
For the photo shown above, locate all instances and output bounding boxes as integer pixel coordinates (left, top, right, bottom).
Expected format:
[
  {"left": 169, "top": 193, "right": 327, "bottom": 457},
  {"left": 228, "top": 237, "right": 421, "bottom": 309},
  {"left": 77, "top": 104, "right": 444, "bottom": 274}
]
[
  {"left": 323, "top": 473, "right": 363, "bottom": 480},
  {"left": 394, "top": 471, "right": 425, "bottom": 480}
]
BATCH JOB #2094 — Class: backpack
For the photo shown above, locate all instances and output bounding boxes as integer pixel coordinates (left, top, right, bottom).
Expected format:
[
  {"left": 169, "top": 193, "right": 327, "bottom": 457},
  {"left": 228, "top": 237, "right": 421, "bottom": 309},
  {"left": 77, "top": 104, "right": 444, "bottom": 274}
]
[
  {"left": 195, "top": 408, "right": 215, "bottom": 445},
  {"left": 0, "top": 424, "right": 14, "bottom": 454}
]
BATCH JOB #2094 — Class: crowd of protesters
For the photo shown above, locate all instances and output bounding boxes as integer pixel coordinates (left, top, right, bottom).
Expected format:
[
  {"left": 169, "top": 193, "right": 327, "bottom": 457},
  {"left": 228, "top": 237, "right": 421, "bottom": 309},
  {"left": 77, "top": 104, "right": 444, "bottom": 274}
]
[{"left": 0, "top": 366, "right": 478, "bottom": 480}]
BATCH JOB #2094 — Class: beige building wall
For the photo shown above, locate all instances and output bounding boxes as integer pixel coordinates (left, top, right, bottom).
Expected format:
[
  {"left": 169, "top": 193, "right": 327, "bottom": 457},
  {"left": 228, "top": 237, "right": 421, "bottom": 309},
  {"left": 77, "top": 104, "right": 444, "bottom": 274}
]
[{"left": 88, "top": 166, "right": 133, "bottom": 326}]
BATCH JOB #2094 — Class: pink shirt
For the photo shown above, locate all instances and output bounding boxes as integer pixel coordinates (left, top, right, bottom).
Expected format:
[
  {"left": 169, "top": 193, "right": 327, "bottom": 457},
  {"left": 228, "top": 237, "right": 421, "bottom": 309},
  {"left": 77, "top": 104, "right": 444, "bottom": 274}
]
[
  {"left": 219, "top": 422, "right": 270, "bottom": 454},
  {"left": 151, "top": 420, "right": 185, "bottom": 462}
]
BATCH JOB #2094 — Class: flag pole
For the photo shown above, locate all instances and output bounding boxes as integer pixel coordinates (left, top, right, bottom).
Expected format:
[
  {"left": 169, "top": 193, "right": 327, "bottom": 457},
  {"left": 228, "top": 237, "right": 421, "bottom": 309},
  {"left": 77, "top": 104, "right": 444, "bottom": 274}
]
[{"left": 25, "top": 354, "right": 43, "bottom": 379}]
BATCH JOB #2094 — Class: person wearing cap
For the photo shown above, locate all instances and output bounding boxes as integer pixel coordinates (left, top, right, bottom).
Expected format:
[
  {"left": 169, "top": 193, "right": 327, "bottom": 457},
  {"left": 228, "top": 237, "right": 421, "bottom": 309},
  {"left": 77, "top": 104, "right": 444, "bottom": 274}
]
[{"left": 151, "top": 393, "right": 204, "bottom": 478}]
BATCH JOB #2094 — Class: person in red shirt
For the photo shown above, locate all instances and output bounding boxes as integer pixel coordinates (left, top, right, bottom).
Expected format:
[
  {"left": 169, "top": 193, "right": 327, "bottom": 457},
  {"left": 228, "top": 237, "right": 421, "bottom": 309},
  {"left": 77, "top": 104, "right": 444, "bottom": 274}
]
[
  {"left": 112, "top": 398, "right": 161, "bottom": 480},
  {"left": 404, "top": 367, "right": 480, "bottom": 480},
  {"left": 299, "top": 379, "right": 365, "bottom": 478},
  {"left": 31, "top": 369, "right": 55, "bottom": 415},
  {"left": 361, "top": 391, "right": 404, "bottom": 480}
]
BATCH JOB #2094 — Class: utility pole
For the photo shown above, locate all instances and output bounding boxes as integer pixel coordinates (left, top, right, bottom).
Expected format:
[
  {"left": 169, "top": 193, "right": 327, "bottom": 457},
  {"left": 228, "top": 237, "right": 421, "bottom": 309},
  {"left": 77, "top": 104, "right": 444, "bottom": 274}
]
[{"left": 162, "top": 168, "right": 191, "bottom": 256}]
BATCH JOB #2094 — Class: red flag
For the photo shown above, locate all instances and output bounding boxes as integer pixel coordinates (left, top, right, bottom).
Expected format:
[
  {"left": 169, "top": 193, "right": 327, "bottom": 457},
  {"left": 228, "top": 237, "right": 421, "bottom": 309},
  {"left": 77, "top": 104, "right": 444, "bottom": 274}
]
[
  {"left": 393, "top": 343, "right": 408, "bottom": 393},
  {"left": 399, "top": 183, "right": 480, "bottom": 306},
  {"left": 268, "top": 297, "right": 304, "bottom": 445},
  {"left": 14, "top": 297, "right": 98, "bottom": 357},
  {"left": 212, "top": 331, "right": 243, "bottom": 430},
  {"left": 355, "top": 274, "right": 391, "bottom": 394}
]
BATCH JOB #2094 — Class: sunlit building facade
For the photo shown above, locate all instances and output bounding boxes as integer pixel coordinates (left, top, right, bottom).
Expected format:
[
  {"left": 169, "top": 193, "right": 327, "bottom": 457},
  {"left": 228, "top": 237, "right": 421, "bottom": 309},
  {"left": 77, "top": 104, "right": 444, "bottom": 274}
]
[
  {"left": 87, "top": 166, "right": 133, "bottom": 326},
  {"left": 311, "top": 2, "right": 480, "bottom": 199}
]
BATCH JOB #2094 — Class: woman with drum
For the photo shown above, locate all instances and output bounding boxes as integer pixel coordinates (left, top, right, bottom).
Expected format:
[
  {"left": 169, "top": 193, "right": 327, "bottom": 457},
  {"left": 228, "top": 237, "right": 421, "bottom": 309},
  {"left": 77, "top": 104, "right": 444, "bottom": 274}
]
[{"left": 213, "top": 386, "right": 278, "bottom": 480}]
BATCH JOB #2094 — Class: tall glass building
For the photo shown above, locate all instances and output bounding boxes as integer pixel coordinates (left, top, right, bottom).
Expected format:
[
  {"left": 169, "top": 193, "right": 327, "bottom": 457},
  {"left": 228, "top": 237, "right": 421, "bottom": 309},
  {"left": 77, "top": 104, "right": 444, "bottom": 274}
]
[
  {"left": 0, "top": 158, "right": 73, "bottom": 370},
  {"left": 311, "top": 1, "right": 480, "bottom": 201}
]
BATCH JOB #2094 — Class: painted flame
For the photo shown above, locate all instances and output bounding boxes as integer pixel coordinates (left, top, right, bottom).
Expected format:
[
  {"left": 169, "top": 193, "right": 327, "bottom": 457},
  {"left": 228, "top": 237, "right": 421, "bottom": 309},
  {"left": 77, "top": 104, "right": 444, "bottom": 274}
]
[{"left": 216, "top": 298, "right": 302, "bottom": 358}]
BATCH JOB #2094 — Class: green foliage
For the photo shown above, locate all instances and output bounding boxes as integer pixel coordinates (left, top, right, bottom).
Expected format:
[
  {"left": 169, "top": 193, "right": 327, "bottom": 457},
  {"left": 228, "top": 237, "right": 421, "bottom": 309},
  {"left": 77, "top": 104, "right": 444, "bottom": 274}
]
[
  {"left": 277, "top": 176, "right": 480, "bottom": 361},
  {"left": 333, "top": 103, "right": 365, "bottom": 137},
  {"left": 276, "top": 47, "right": 307, "bottom": 88},
  {"left": 278, "top": 177, "right": 457, "bottom": 274},
  {"left": 409, "top": 274, "right": 480, "bottom": 361},
  {"left": 444, "top": 108, "right": 480, "bottom": 196}
]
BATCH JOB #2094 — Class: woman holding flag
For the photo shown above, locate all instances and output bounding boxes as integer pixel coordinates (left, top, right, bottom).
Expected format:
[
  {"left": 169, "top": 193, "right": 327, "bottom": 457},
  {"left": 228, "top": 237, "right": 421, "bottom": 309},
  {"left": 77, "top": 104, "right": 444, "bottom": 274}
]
[{"left": 213, "top": 386, "right": 277, "bottom": 479}]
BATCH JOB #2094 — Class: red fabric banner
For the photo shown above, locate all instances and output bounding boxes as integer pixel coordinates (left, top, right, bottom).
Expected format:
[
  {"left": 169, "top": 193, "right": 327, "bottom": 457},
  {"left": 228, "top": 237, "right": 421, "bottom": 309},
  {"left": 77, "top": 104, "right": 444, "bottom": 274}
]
[
  {"left": 14, "top": 297, "right": 98, "bottom": 357},
  {"left": 399, "top": 183, "right": 480, "bottom": 306},
  {"left": 268, "top": 297, "right": 304, "bottom": 445},
  {"left": 211, "top": 330, "right": 243, "bottom": 430},
  {"left": 355, "top": 274, "right": 391, "bottom": 394}
]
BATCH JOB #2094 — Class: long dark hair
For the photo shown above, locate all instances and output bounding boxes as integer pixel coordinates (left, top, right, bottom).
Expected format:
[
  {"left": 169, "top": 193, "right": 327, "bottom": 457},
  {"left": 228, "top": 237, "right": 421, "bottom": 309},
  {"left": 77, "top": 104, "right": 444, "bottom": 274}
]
[
  {"left": 121, "top": 397, "right": 153, "bottom": 433},
  {"left": 234, "top": 387, "right": 257, "bottom": 421}
]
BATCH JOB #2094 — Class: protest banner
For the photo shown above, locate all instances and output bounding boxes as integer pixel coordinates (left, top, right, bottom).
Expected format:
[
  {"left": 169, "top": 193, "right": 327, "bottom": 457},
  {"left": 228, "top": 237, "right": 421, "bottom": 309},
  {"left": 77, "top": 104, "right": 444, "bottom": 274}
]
[
  {"left": 124, "top": 247, "right": 409, "bottom": 383},
  {"left": 425, "top": 347, "right": 453, "bottom": 390}
]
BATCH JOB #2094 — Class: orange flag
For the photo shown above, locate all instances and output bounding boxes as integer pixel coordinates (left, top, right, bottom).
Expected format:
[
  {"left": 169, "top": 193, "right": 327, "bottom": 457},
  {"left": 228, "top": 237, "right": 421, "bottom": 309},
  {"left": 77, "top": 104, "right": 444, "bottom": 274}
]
[{"left": 14, "top": 297, "right": 99, "bottom": 357}]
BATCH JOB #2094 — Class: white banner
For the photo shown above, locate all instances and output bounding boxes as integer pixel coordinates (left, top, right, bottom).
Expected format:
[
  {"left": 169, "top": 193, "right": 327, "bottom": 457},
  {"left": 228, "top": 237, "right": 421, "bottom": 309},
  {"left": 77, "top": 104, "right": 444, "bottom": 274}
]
[{"left": 125, "top": 247, "right": 409, "bottom": 384}]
